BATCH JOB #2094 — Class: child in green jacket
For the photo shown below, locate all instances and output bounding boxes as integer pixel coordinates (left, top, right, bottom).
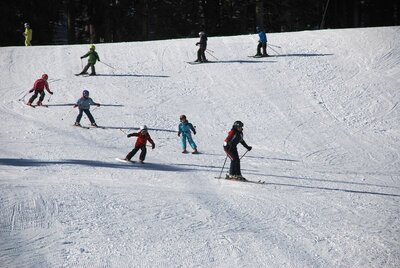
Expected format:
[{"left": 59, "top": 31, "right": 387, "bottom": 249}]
[{"left": 77, "top": 44, "right": 100, "bottom": 76}]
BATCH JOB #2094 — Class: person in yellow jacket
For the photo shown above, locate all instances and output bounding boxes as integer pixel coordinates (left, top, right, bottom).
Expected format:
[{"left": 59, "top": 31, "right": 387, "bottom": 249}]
[{"left": 23, "top": 23, "right": 32, "bottom": 46}]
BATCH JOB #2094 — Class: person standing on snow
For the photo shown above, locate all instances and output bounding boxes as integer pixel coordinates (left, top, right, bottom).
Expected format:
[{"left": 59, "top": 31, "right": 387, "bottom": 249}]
[
  {"left": 73, "top": 90, "right": 100, "bottom": 127},
  {"left": 255, "top": 26, "right": 268, "bottom": 57},
  {"left": 195, "top": 31, "right": 208, "bottom": 63},
  {"left": 124, "top": 125, "right": 155, "bottom": 163},
  {"left": 178, "top": 115, "right": 198, "bottom": 154},
  {"left": 23, "top": 23, "right": 32, "bottom": 46},
  {"left": 223, "top": 121, "right": 252, "bottom": 180},
  {"left": 27, "top": 74, "right": 53, "bottom": 106},
  {"left": 77, "top": 44, "right": 100, "bottom": 76}
]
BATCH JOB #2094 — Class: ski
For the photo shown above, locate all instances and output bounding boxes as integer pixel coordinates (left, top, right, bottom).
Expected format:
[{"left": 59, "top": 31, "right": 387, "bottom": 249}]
[
  {"left": 115, "top": 158, "right": 135, "bottom": 164},
  {"left": 186, "top": 61, "right": 212, "bottom": 65},
  {"left": 248, "top": 55, "right": 270, "bottom": 58},
  {"left": 214, "top": 176, "right": 266, "bottom": 185},
  {"left": 73, "top": 124, "right": 90, "bottom": 129},
  {"left": 25, "top": 103, "right": 48, "bottom": 108},
  {"left": 89, "top": 125, "right": 106, "bottom": 129}
]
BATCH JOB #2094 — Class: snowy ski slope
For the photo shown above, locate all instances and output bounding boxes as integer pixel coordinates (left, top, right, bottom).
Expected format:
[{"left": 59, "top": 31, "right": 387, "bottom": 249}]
[{"left": 0, "top": 26, "right": 399, "bottom": 267}]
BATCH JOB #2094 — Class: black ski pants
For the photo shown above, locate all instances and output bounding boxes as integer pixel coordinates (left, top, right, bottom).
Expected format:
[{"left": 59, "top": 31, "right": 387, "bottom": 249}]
[
  {"left": 257, "top": 42, "right": 267, "bottom": 55},
  {"left": 76, "top": 108, "right": 95, "bottom": 124},
  {"left": 224, "top": 146, "right": 241, "bottom": 176},
  {"left": 197, "top": 47, "right": 207, "bottom": 62},
  {"left": 28, "top": 90, "right": 45, "bottom": 104},
  {"left": 126, "top": 145, "right": 147, "bottom": 161},
  {"left": 81, "top": 63, "right": 96, "bottom": 75}
]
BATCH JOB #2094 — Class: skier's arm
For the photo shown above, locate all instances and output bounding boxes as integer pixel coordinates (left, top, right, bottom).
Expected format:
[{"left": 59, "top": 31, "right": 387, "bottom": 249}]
[
  {"left": 73, "top": 99, "right": 82, "bottom": 108},
  {"left": 148, "top": 136, "right": 155, "bottom": 149},
  {"left": 240, "top": 140, "right": 252, "bottom": 151},
  {"left": 44, "top": 81, "right": 53, "bottom": 94},
  {"left": 189, "top": 123, "right": 196, "bottom": 135},
  {"left": 127, "top": 133, "right": 139, "bottom": 138},
  {"left": 80, "top": 52, "right": 90, "bottom": 59}
]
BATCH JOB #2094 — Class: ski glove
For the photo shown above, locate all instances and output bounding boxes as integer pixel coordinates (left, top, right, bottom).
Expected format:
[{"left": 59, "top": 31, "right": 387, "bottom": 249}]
[
  {"left": 127, "top": 134, "right": 133, "bottom": 138},
  {"left": 246, "top": 146, "right": 252, "bottom": 151},
  {"left": 152, "top": 144, "right": 155, "bottom": 149},
  {"left": 49, "top": 91, "right": 53, "bottom": 95},
  {"left": 73, "top": 105, "right": 78, "bottom": 108},
  {"left": 96, "top": 104, "right": 100, "bottom": 107},
  {"left": 29, "top": 89, "right": 34, "bottom": 93}
]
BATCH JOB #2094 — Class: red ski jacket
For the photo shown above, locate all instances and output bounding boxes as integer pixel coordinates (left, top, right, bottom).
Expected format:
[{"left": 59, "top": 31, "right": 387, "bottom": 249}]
[
  {"left": 129, "top": 132, "right": 155, "bottom": 148},
  {"left": 31, "top": 78, "right": 51, "bottom": 93}
]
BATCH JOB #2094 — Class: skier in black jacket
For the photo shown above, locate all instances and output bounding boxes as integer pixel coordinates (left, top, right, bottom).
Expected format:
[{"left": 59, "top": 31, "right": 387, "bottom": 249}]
[
  {"left": 195, "top": 31, "right": 208, "bottom": 63},
  {"left": 223, "top": 121, "right": 252, "bottom": 180}
]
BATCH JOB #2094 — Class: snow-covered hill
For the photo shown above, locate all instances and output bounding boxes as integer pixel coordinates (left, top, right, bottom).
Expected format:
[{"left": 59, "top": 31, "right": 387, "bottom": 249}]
[{"left": 0, "top": 26, "right": 399, "bottom": 267}]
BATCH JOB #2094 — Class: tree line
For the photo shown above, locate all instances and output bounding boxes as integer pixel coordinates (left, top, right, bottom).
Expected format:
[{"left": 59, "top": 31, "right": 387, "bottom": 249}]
[{"left": 0, "top": 0, "right": 398, "bottom": 46}]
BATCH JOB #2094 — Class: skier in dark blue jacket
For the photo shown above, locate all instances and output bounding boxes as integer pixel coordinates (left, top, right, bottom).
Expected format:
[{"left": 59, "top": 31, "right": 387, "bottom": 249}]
[{"left": 255, "top": 26, "right": 268, "bottom": 57}]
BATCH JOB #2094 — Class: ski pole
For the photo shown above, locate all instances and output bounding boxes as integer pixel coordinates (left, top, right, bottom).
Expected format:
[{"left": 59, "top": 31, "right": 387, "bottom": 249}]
[
  {"left": 61, "top": 107, "right": 75, "bottom": 121},
  {"left": 240, "top": 149, "right": 250, "bottom": 160},
  {"left": 217, "top": 155, "right": 228, "bottom": 179},
  {"left": 80, "top": 58, "right": 83, "bottom": 69},
  {"left": 268, "top": 45, "right": 281, "bottom": 55},
  {"left": 206, "top": 48, "right": 215, "bottom": 53},
  {"left": 119, "top": 128, "right": 128, "bottom": 135},
  {"left": 268, "top": 43, "right": 281, "bottom": 48},
  {"left": 100, "top": 61, "right": 116, "bottom": 70},
  {"left": 47, "top": 94, "right": 52, "bottom": 102},
  {"left": 205, "top": 50, "right": 218, "bottom": 60},
  {"left": 18, "top": 92, "right": 29, "bottom": 101}
]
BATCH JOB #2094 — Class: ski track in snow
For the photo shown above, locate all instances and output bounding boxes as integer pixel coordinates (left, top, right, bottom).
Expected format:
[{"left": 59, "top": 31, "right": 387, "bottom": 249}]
[{"left": 0, "top": 27, "right": 400, "bottom": 267}]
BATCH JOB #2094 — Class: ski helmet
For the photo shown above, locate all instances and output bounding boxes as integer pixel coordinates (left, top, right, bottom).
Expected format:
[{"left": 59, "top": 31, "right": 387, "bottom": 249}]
[
  {"left": 83, "top": 90, "right": 89, "bottom": 97},
  {"left": 24, "top": 23, "right": 30, "bottom": 28},
  {"left": 42, "top": 74, "right": 48, "bottom": 80},
  {"left": 256, "top": 26, "right": 261, "bottom": 32},
  {"left": 233, "top": 121, "right": 244, "bottom": 128},
  {"left": 180, "top": 114, "right": 187, "bottom": 121},
  {"left": 140, "top": 125, "right": 148, "bottom": 132},
  {"left": 90, "top": 44, "right": 96, "bottom": 50},
  {"left": 199, "top": 31, "right": 205, "bottom": 36}
]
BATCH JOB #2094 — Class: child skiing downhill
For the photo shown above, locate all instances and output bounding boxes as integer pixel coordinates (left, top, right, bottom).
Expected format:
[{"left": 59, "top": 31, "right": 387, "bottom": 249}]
[
  {"left": 124, "top": 125, "right": 155, "bottom": 163},
  {"left": 73, "top": 90, "right": 100, "bottom": 127},
  {"left": 178, "top": 115, "right": 198, "bottom": 154},
  {"left": 23, "top": 23, "right": 32, "bottom": 46},
  {"left": 255, "top": 26, "right": 268, "bottom": 57},
  {"left": 27, "top": 74, "right": 53, "bottom": 106},
  {"left": 77, "top": 44, "right": 100, "bottom": 76},
  {"left": 223, "top": 121, "right": 252, "bottom": 180},
  {"left": 195, "top": 31, "right": 208, "bottom": 63}
]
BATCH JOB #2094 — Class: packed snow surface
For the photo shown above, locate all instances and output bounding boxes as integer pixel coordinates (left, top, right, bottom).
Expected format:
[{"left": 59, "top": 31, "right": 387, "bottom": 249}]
[{"left": 1, "top": 27, "right": 399, "bottom": 267}]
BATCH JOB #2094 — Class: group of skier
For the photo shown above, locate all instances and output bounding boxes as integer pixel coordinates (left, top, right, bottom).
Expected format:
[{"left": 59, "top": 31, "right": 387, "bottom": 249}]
[{"left": 23, "top": 24, "right": 263, "bottom": 181}]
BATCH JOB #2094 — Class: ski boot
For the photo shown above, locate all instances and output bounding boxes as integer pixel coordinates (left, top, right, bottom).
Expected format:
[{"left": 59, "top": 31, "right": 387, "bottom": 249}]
[
  {"left": 91, "top": 123, "right": 98, "bottom": 127},
  {"left": 37, "top": 101, "right": 42, "bottom": 106},
  {"left": 192, "top": 149, "right": 199, "bottom": 154},
  {"left": 74, "top": 122, "right": 81, "bottom": 127},
  {"left": 182, "top": 150, "right": 188, "bottom": 154}
]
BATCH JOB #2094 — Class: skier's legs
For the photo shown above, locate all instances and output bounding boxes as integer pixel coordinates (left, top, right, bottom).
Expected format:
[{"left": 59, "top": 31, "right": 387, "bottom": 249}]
[
  {"left": 90, "top": 64, "right": 96, "bottom": 75},
  {"left": 81, "top": 63, "right": 91, "bottom": 74},
  {"left": 180, "top": 135, "right": 188, "bottom": 150},
  {"left": 139, "top": 146, "right": 147, "bottom": 161},
  {"left": 28, "top": 91, "right": 39, "bottom": 104},
  {"left": 256, "top": 42, "right": 262, "bottom": 55},
  {"left": 38, "top": 91, "right": 45, "bottom": 103},
  {"left": 200, "top": 47, "right": 207, "bottom": 61},
  {"left": 229, "top": 148, "right": 240, "bottom": 175},
  {"left": 83, "top": 109, "right": 95, "bottom": 124},
  {"left": 262, "top": 42, "right": 267, "bottom": 55},
  {"left": 197, "top": 48, "right": 202, "bottom": 61},
  {"left": 76, "top": 108, "right": 84, "bottom": 123},
  {"left": 186, "top": 134, "right": 197, "bottom": 150},
  {"left": 126, "top": 147, "right": 140, "bottom": 160}
]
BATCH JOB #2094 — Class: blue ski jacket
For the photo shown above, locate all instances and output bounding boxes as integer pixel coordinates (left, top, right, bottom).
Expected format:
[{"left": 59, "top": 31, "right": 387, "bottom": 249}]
[{"left": 258, "top": 31, "right": 267, "bottom": 43}]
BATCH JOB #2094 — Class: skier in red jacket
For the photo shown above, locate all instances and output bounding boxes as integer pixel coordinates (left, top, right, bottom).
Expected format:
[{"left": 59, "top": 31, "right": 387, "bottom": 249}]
[
  {"left": 27, "top": 74, "right": 53, "bottom": 106},
  {"left": 124, "top": 125, "right": 155, "bottom": 163}
]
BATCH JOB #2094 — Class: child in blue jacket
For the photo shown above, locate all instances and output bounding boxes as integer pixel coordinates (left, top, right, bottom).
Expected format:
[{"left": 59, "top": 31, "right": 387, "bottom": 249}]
[
  {"left": 255, "top": 26, "right": 268, "bottom": 57},
  {"left": 178, "top": 115, "right": 198, "bottom": 154}
]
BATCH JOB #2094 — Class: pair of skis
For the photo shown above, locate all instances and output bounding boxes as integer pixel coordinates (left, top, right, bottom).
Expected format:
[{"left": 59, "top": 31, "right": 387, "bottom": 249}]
[{"left": 215, "top": 175, "right": 266, "bottom": 185}]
